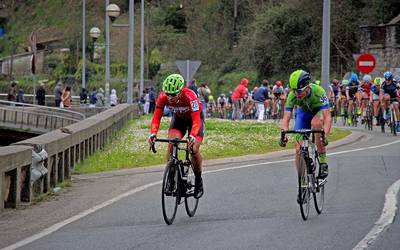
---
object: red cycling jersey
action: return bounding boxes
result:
[150,87,202,137]
[360,81,372,96]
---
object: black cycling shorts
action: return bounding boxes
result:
[169,113,205,140]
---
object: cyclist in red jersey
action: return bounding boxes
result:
[360,74,372,120]
[148,74,205,199]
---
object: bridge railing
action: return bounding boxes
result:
[0,100,85,133]
[0,104,138,210]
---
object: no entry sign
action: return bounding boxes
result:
[356,53,376,74]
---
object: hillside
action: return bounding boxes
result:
[1,0,399,94]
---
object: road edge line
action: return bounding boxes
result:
[353,178,400,250]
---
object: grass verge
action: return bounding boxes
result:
[73,116,351,174]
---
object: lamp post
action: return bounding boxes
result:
[106,1,135,104]
[82,0,86,89]
[89,27,100,62]
[105,2,120,106]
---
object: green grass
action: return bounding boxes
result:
[74,116,351,174]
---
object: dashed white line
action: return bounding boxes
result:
[2,139,400,250]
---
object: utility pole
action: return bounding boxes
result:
[140,0,145,97]
[82,0,86,88]
[105,0,111,106]
[321,0,331,91]
[127,0,134,104]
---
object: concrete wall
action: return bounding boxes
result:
[0,104,139,210]
[360,24,400,77]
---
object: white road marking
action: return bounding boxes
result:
[2,139,400,250]
[353,179,400,250]
[1,182,161,250]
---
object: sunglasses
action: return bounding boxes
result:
[166,93,178,97]
[295,85,308,94]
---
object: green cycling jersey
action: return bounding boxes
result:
[285,84,330,113]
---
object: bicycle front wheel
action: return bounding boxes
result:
[313,156,325,214]
[298,156,310,221]
[161,161,179,225]
[184,162,199,217]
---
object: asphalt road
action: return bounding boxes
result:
[4,128,400,250]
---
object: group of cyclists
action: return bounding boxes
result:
[205,80,289,121]
[147,69,399,204]
[328,71,400,132]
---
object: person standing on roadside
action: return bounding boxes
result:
[7,81,17,102]
[231,78,249,120]
[89,87,98,108]
[197,82,211,118]
[253,79,271,122]
[80,88,88,106]
[16,89,25,103]
[110,89,118,107]
[54,81,63,107]
[36,81,46,105]
[61,86,72,108]
[148,87,156,113]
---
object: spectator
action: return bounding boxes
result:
[16,89,25,103]
[79,88,88,106]
[89,87,97,108]
[144,88,150,114]
[97,88,105,107]
[217,93,228,119]
[36,81,46,106]
[148,87,156,113]
[110,89,118,107]
[7,81,17,102]
[231,78,249,120]
[61,86,72,108]
[188,79,199,96]
[133,84,140,103]
[197,82,211,118]
[54,81,63,107]
[253,79,271,122]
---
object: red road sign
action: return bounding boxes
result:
[356,53,376,74]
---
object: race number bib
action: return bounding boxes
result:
[191,100,200,111]
[320,95,329,105]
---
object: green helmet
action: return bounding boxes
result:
[374,77,382,86]
[315,80,321,85]
[341,79,348,86]
[162,74,185,94]
[289,69,310,90]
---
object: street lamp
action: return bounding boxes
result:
[105,1,135,104]
[106,3,120,22]
[89,27,100,62]
[105,2,121,106]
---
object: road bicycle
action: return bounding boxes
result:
[151,138,199,225]
[363,100,373,131]
[280,129,327,220]
[381,100,398,136]
[329,97,338,124]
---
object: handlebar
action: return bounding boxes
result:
[150,138,188,153]
[280,129,325,146]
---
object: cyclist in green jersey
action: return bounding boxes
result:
[280,70,332,180]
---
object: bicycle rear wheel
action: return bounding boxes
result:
[313,155,325,214]
[184,162,199,217]
[391,109,397,136]
[161,161,179,225]
[298,156,310,221]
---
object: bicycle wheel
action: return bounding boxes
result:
[313,155,325,214]
[298,156,310,221]
[161,161,179,225]
[390,108,397,136]
[184,162,199,217]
